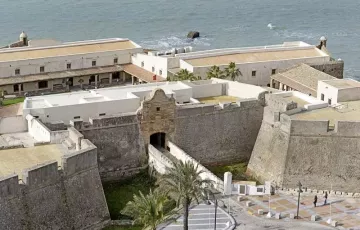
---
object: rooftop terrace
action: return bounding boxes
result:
[0,144,64,179]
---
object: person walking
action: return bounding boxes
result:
[324,191,328,205]
[313,195,318,207]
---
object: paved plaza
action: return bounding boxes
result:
[160,203,235,230]
[239,193,360,229]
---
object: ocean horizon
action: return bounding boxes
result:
[0,0,358,78]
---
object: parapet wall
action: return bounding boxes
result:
[310,60,344,79]
[0,140,109,229]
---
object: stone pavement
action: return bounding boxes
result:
[239,193,360,229]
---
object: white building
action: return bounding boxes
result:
[317,79,360,106]
[132,41,331,86]
[0,34,164,95]
[23,78,266,124]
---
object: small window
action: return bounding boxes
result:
[114,58,118,64]
[99,113,106,116]
[156,107,160,111]
[67,63,71,69]
[40,66,45,73]
[74,116,80,119]
[152,66,155,72]
[328,98,332,105]
[92,60,96,66]
[257,187,263,193]
[159,70,163,76]
[13,84,19,92]
[321,93,325,101]
[271,69,276,75]
[252,70,256,77]
[38,80,48,89]
[15,68,20,75]
[141,61,144,67]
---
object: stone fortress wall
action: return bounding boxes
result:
[0,127,109,229]
[247,94,360,192]
[70,89,265,181]
[310,60,344,79]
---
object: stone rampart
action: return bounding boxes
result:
[248,111,360,192]
[173,99,263,164]
[0,141,109,229]
[72,114,146,181]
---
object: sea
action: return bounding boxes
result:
[0,0,359,78]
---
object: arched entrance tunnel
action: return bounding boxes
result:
[150,132,166,148]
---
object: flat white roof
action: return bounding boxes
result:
[0,38,140,62]
[24,81,192,109]
[176,41,329,66]
[321,79,360,89]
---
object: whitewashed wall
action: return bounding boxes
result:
[191,56,330,86]
[168,141,224,192]
[0,46,142,78]
[26,114,51,142]
[131,53,169,78]
[317,81,339,105]
[27,97,141,124]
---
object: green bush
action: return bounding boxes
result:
[2,97,25,106]
[207,162,252,181]
[102,225,142,230]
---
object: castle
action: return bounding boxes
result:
[1,34,356,229]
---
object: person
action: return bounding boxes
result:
[313,195,318,207]
[324,191,328,205]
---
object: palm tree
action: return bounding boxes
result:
[207,65,225,79]
[121,189,176,230]
[174,69,199,81]
[225,62,242,81]
[158,161,214,230]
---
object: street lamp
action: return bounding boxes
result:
[296,181,303,219]
[206,190,226,230]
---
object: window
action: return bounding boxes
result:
[114,58,118,64]
[40,66,45,73]
[156,107,160,111]
[159,70,163,76]
[38,80,48,89]
[99,113,106,116]
[272,69,276,75]
[252,70,256,77]
[92,60,96,66]
[328,99,332,105]
[67,63,71,69]
[321,93,325,101]
[15,68,20,75]
[13,84,19,92]
[141,61,144,67]
[152,66,155,72]
[74,116,80,119]
[257,187,264,193]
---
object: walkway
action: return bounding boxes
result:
[237,193,360,229]
[160,203,235,230]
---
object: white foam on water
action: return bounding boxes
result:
[140,35,212,50]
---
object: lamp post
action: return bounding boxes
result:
[206,190,226,230]
[296,181,303,219]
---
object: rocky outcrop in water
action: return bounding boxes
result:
[187,31,200,39]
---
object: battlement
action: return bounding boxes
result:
[176,99,260,117]
[0,138,97,199]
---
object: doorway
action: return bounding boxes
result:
[150,132,166,148]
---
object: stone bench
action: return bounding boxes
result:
[275,213,281,219]
[257,209,264,215]
[311,214,319,221]
[246,201,252,207]
[289,213,295,219]
[331,220,338,227]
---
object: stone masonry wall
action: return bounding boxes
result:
[310,60,344,79]
[0,141,110,229]
[173,100,264,165]
[73,114,146,182]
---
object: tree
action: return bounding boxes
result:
[121,189,176,230]
[225,62,242,81]
[207,65,225,79]
[173,69,200,81]
[158,161,214,230]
